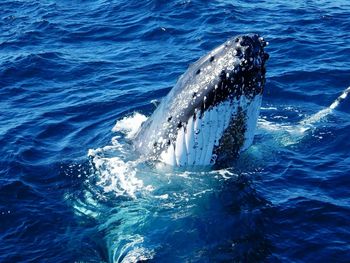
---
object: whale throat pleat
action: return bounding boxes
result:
[160,142,176,166]
[199,110,211,165]
[185,116,196,165]
[175,126,187,166]
[194,116,203,165]
[159,95,263,166]
[241,95,262,151]
[203,109,217,164]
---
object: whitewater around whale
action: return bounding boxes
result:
[84,34,350,260]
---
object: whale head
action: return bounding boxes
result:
[134,34,269,167]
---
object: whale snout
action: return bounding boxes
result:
[232,34,268,57]
[204,34,269,107]
[134,34,269,167]
[226,34,269,73]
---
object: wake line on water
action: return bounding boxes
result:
[257,86,350,146]
[301,86,350,126]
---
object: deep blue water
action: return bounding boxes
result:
[1,0,350,262]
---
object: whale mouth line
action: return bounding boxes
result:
[134,34,269,167]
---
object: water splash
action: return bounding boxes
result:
[85,113,152,199]
[112,112,147,139]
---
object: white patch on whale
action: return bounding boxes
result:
[159,94,262,166]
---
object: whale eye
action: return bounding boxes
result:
[167,116,172,122]
[235,49,243,58]
[196,69,201,75]
[209,56,215,62]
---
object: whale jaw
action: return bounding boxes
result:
[134,34,268,167]
[159,94,262,166]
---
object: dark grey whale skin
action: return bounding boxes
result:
[134,34,269,163]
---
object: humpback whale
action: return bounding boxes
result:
[134,34,269,167]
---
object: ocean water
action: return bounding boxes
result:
[1,0,350,262]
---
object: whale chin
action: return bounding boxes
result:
[159,94,263,167]
[134,34,269,167]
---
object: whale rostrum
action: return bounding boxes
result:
[134,34,269,167]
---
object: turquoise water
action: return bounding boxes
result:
[1,1,350,262]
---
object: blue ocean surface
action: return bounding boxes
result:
[1,0,350,262]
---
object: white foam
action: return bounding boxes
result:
[300,86,350,126]
[91,156,144,198]
[112,112,147,139]
[87,135,152,198]
[256,86,350,147]
[257,118,308,146]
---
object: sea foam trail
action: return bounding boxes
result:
[300,86,350,126]
[258,86,350,139]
